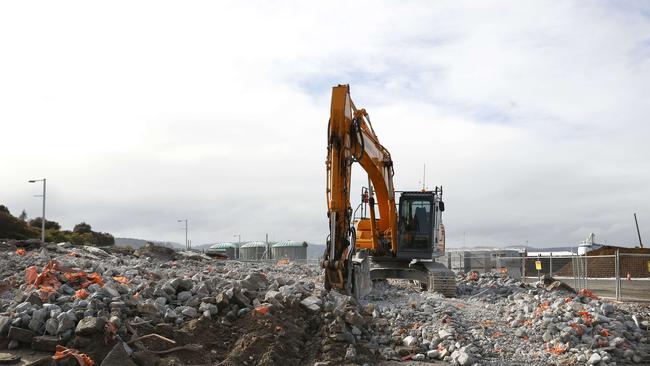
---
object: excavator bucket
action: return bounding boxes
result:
[351,250,372,299]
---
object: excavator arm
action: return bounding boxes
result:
[322,84,398,293]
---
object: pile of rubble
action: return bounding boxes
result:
[0,243,381,365]
[360,273,649,365]
[1,242,649,366]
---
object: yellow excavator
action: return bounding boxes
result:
[321,84,456,298]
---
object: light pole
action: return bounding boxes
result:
[178,219,188,250]
[233,234,241,259]
[28,178,46,245]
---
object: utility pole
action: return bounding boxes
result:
[28,178,46,245]
[178,219,188,250]
[634,213,643,248]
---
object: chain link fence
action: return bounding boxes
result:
[441,251,650,302]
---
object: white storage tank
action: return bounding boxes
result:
[206,242,238,259]
[272,240,308,260]
[239,241,269,260]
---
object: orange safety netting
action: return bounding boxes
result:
[74,289,89,300]
[546,343,567,355]
[112,276,129,284]
[64,272,104,288]
[16,249,26,256]
[254,305,270,315]
[578,311,593,326]
[25,261,68,290]
[534,301,550,317]
[569,322,584,336]
[53,345,94,366]
[600,329,610,337]
[578,288,599,300]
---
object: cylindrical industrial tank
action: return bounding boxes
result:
[206,242,238,259]
[239,241,269,260]
[272,240,308,260]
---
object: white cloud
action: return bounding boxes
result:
[1,1,649,247]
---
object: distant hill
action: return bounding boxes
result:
[115,237,183,249]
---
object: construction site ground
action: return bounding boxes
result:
[0,242,649,365]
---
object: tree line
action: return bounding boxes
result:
[0,205,114,246]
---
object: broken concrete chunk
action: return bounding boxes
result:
[300,296,321,312]
[75,316,106,336]
[31,335,61,352]
[8,326,35,343]
[101,342,138,366]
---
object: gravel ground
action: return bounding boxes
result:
[0,241,649,366]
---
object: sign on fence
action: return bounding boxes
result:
[535,260,542,270]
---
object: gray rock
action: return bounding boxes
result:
[344,345,356,361]
[7,340,19,350]
[28,317,43,333]
[26,292,43,306]
[403,335,418,347]
[101,342,138,366]
[45,318,58,335]
[412,353,425,361]
[300,296,321,312]
[181,307,198,318]
[457,350,472,366]
[427,350,440,359]
[60,284,76,295]
[241,272,269,291]
[170,278,193,293]
[264,290,280,301]
[15,302,32,313]
[75,317,106,335]
[0,316,11,336]
[438,329,453,339]
[8,326,35,343]
[103,285,120,298]
[31,335,60,352]
[601,303,615,316]
[588,353,601,365]
[177,291,193,302]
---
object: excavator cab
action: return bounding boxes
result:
[396,190,444,259]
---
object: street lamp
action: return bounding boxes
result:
[178,219,188,250]
[28,178,46,245]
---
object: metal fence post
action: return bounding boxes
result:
[615,250,620,301]
[549,253,553,277]
[585,253,588,289]
[572,253,577,290]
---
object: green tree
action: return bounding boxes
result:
[29,217,61,230]
[73,222,92,234]
[0,205,38,240]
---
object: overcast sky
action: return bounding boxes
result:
[1,1,649,248]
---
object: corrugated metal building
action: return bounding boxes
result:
[239,241,269,260]
[206,242,239,259]
[272,240,308,260]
